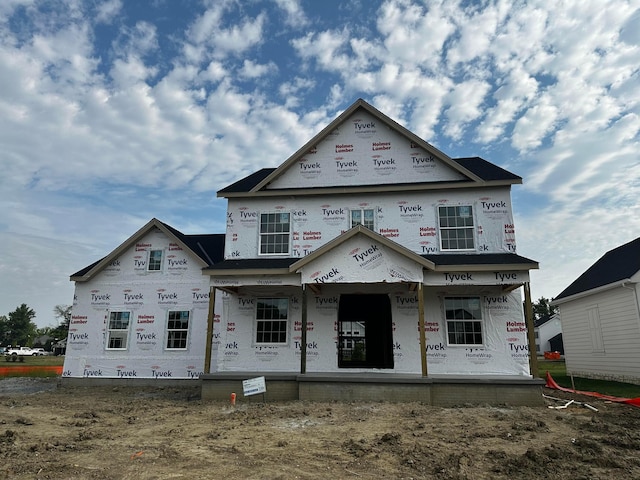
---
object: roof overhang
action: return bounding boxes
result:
[551,279,634,306]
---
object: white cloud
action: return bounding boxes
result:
[95,0,122,25]
[239,59,278,79]
[273,0,309,28]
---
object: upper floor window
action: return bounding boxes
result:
[166,310,190,350]
[439,206,475,250]
[107,311,131,350]
[444,297,483,346]
[255,298,289,344]
[351,208,375,230]
[260,213,290,255]
[148,249,163,271]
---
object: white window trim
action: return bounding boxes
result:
[165,310,190,350]
[350,207,376,230]
[258,212,291,256]
[106,310,131,351]
[147,249,164,272]
[438,205,476,252]
[254,297,290,346]
[443,296,485,347]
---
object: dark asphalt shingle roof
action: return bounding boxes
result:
[555,237,640,300]
[421,253,538,267]
[451,157,522,182]
[217,158,520,194]
[206,258,299,271]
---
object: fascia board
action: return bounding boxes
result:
[220,179,519,199]
[204,268,292,276]
[431,262,540,272]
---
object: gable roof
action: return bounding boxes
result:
[70,218,225,281]
[289,224,435,272]
[217,99,521,198]
[554,236,640,302]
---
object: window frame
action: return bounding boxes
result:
[258,212,291,256]
[165,310,190,350]
[438,205,475,251]
[106,310,131,350]
[444,296,484,347]
[147,249,164,271]
[254,297,289,345]
[350,207,375,230]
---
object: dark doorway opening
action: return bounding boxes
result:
[338,294,393,369]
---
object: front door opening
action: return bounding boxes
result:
[338,294,393,369]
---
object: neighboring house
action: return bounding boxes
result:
[64,219,224,380]
[65,99,542,404]
[552,237,640,385]
[534,313,563,355]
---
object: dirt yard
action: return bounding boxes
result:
[2,378,640,479]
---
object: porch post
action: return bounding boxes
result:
[300,284,308,374]
[418,283,428,377]
[523,282,539,378]
[204,286,217,374]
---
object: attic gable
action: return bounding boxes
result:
[70,218,223,282]
[218,99,521,198]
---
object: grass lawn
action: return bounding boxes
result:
[1,355,64,377]
[538,359,640,399]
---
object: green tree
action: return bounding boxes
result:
[0,315,9,346]
[50,304,71,343]
[6,304,38,346]
[532,297,558,321]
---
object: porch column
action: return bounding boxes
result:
[300,284,308,374]
[523,282,538,378]
[418,283,428,377]
[204,286,217,374]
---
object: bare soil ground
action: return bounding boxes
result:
[2,378,640,480]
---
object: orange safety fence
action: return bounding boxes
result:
[0,365,63,376]
[545,371,640,408]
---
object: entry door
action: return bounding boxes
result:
[338,294,393,369]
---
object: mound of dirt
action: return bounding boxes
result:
[1,379,639,479]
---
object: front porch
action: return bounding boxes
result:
[200,372,545,406]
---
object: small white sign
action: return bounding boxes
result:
[242,376,266,396]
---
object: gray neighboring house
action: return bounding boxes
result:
[552,237,640,385]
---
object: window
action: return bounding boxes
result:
[439,205,475,250]
[587,306,604,353]
[107,311,131,349]
[351,208,375,230]
[255,298,288,344]
[444,297,483,345]
[166,310,190,349]
[259,213,290,255]
[148,250,163,271]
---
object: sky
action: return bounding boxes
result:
[0,0,639,328]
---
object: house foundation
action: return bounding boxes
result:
[200,372,545,406]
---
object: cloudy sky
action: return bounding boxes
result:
[1,0,638,327]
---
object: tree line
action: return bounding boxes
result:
[0,304,70,349]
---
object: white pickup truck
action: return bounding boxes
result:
[5,346,43,356]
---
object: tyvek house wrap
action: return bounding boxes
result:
[226,187,516,260]
[266,110,468,189]
[213,287,530,376]
[63,230,217,379]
